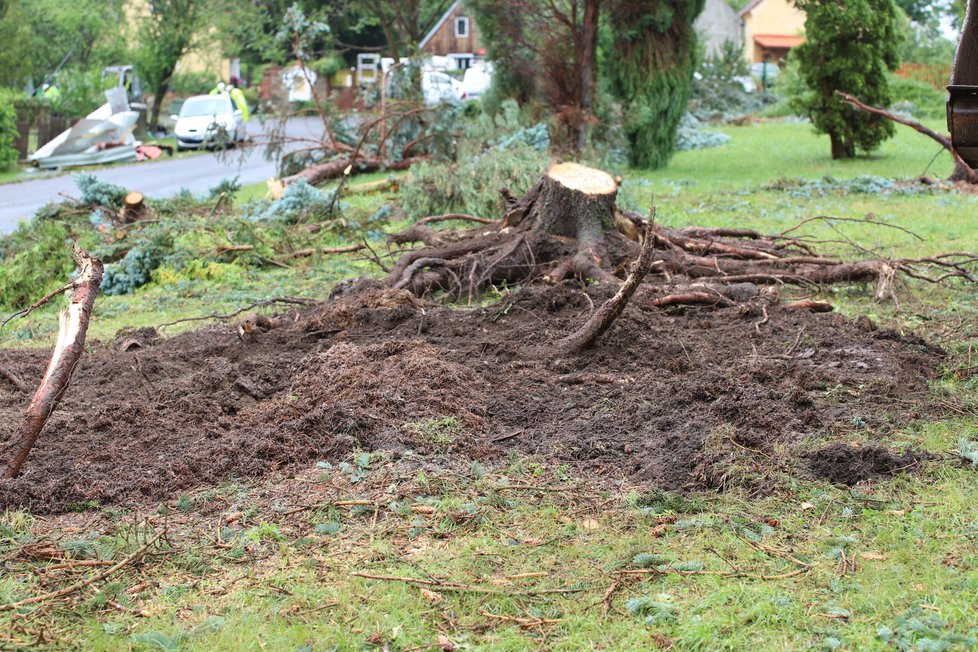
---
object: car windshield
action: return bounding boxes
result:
[180,97,229,117]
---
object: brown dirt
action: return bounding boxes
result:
[0,282,946,512]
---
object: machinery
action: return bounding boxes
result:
[950,0,978,167]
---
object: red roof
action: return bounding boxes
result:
[752,34,805,49]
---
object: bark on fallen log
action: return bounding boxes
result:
[282,156,425,187]
[2,244,103,479]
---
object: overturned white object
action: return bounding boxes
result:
[30,87,141,169]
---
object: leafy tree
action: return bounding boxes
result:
[20,0,128,88]
[606,0,705,169]
[134,0,204,131]
[0,0,32,88]
[469,0,602,151]
[357,0,454,58]
[793,0,901,159]
[0,89,18,169]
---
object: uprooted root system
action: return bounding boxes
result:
[0,283,946,512]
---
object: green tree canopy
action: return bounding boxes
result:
[606,0,705,169]
[792,0,902,159]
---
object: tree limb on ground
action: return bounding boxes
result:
[282,156,426,187]
[2,244,103,479]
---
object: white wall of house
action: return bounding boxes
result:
[695,0,743,58]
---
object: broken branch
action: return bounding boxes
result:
[3,244,103,479]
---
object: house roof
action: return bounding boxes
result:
[419,0,461,49]
[737,0,764,18]
[752,34,804,48]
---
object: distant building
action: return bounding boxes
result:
[419,1,484,70]
[738,0,806,63]
[695,0,743,58]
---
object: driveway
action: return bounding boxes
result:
[0,117,326,235]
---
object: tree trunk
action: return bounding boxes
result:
[509,162,620,283]
[149,82,170,133]
[576,0,600,152]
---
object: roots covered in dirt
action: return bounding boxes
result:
[384,162,978,304]
[0,283,945,512]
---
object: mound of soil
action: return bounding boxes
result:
[806,443,927,486]
[0,283,944,512]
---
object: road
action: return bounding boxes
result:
[0,118,325,235]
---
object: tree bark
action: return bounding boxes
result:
[2,245,103,479]
[576,0,600,152]
[282,156,424,187]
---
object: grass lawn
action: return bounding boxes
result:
[3,120,978,650]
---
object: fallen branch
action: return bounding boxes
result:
[156,297,319,330]
[0,531,163,611]
[351,572,594,596]
[3,244,103,479]
[554,214,657,354]
[835,90,978,184]
[282,156,424,187]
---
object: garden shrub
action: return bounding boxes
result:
[0,89,18,171]
[400,144,549,220]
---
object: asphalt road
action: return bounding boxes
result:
[0,117,325,234]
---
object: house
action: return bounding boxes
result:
[695,0,743,58]
[738,0,806,63]
[419,1,484,70]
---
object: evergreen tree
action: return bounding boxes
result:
[606,0,705,169]
[793,0,901,159]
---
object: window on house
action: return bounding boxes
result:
[455,17,469,38]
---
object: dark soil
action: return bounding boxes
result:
[0,282,945,512]
[805,444,928,486]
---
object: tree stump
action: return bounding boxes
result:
[121,191,147,223]
[506,162,621,282]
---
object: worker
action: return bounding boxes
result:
[228,84,250,121]
[209,81,227,95]
[41,83,61,103]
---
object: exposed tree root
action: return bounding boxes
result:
[382,163,978,312]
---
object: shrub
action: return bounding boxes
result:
[168,71,219,96]
[793,0,901,159]
[400,145,549,220]
[888,75,945,119]
[0,89,18,171]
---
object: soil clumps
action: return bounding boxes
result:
[0,283,944,512]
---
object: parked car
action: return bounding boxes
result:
[171,94,244,151]
[460,64,493,100]
[422,71,464,106]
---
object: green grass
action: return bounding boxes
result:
[4,120,978,649]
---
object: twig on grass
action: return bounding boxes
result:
[0,531,164,612]
[351,572,595,596]
[156,297,320,330]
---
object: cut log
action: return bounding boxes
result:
[121,191,147,223]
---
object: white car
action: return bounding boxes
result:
[172,94,244,151]
[422,71,464,106]
[460,65,493,100]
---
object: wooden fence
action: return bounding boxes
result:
[895,63,952,91]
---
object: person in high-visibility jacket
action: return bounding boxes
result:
[209,81,227,95]
[228,85,250,122]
